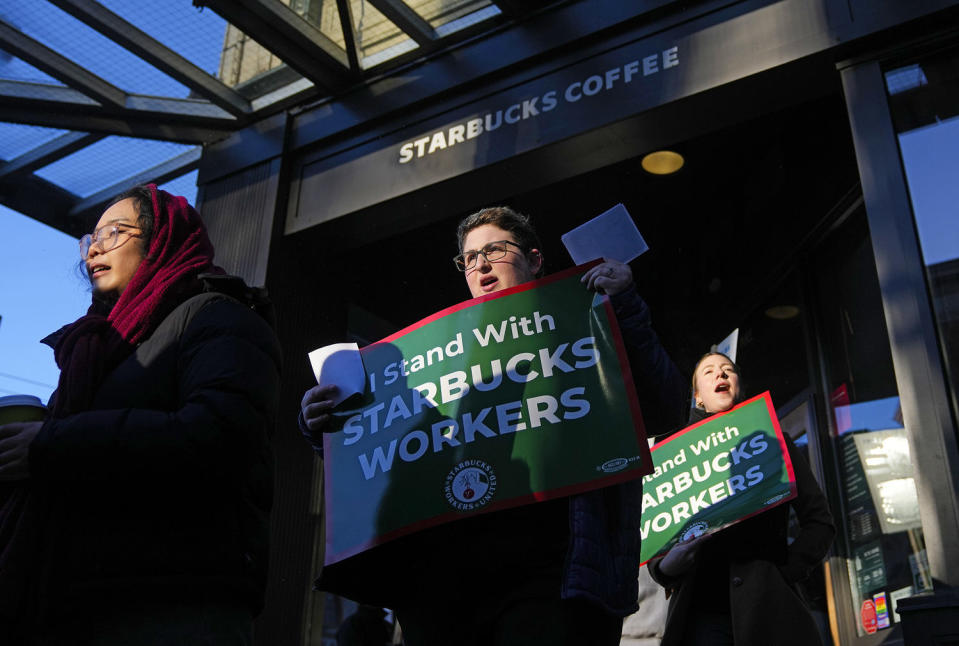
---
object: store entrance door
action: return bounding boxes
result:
[806,203,931,645]
[708,192,933,646]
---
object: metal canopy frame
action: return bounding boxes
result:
[0,0,562,232]
[0,18,126,107]
[489,0,543,18]
[48,0,252,116]
[0,132,104,180]
[196,0,354,84]
[366,0,438,46]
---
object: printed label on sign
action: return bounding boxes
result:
[861,599,878,635]
[873,592,890,630]
[445,460,497,511]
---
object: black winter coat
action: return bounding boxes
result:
[28,286,281,623]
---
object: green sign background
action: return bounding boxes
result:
[322,265,650,564]
[639,392,797,564]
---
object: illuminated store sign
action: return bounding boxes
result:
[397,47,679,165]
[289,0,850,232]
[289,39,683,232]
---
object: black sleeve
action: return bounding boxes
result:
[779,436,836,583]
[610,287,689,436]
[29,300,281,485]
[299,410,325,458]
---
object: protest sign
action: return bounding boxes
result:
[639,392,797,564]
[321,263,650,564]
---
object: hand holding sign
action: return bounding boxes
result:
[581,258,633,296]
[301,343,366,450]
[657,532,712,578]
[301,384,340,431]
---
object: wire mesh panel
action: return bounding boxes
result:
[1,2,189,97]
[34,136,196,197]
[0,123,68,161]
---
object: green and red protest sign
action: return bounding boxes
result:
[639,392,797,564]
[322,263,650,564]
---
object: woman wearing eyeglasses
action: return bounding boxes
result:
[0,184,281,644]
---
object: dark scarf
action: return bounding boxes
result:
[0,184,221,636]
[688,405,710,425]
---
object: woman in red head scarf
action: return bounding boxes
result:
[0,184,282,645]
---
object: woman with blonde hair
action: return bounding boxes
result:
[649,352,835,646]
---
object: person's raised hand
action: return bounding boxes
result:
[581,259,633,296]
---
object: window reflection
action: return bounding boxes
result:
[813,209,929,637]
[886,46,959,427]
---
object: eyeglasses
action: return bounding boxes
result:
[79,223,142,258]
[453,240,526,271]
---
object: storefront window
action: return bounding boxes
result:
[885,45,959,423]
[812,209,930,639]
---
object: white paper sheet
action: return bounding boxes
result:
[715,328,739,363]
[307,342,366,407]
[561,203,649,265]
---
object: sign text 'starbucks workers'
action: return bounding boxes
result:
[639,392,797,564]
[322,263,651,564]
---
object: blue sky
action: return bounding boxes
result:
[0,207,90,401]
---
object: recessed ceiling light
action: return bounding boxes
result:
[765,305,800,320]
[641,150,684,175]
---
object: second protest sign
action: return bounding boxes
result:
[639,392,797,564]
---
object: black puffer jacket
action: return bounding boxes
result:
[28,278,281,622]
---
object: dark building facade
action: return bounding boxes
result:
[193,1,959,644]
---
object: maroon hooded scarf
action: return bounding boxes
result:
[50,184,220,417]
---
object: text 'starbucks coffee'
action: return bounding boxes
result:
[0,394,46,425]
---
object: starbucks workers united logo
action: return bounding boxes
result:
[445,460,497,511]
[680,521,709,542]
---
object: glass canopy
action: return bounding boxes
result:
[0,0,520,234]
